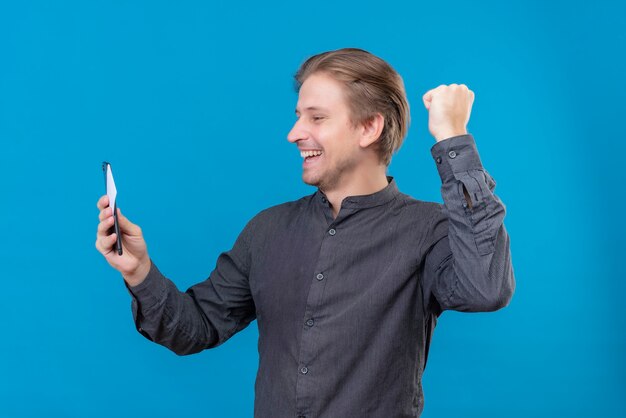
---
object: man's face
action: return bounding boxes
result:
[287,72,364,191]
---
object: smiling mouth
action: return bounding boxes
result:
[300,150,323,163]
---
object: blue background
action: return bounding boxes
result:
[1,0,624,417]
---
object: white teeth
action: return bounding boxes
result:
[300,150,323,158]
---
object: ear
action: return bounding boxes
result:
[358,113,385,148]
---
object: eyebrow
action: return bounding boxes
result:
[295,106,330,114]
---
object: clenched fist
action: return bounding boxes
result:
[422,84,474,142]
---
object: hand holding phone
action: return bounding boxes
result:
[96,163,151,287]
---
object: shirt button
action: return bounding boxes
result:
[328,228,336,236]
[321,197,327,203]
[316,273,324,281]
[448,150,457,159]
[462,201,468,208]
[436,156,442,164]
[306,318,314,327]
[138,327,143,332]
[300,366,308,374]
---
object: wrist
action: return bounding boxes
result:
[124,258,151,287]
[433,129,467,142]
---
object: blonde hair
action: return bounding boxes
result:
[294,48,410,166]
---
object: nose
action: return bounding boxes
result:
[287,118,308,143]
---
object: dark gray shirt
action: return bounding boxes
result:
[126,134,515,417]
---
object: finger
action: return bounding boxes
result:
[96,233,117,254]
[99,206,113,222]
[97,216,115,236]
[422,85,446,109]
[422,86,441,100]
[97,195,109,210]
[116,208,142,236]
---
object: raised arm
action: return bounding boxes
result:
[420,85,515,313]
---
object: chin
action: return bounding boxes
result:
[302,173,321,187]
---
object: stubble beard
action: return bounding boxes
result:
[302,153,359,193]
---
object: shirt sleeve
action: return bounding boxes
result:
[422,134,515,314]
[124,219,257,355]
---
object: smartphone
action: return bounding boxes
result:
[102,161,123,255]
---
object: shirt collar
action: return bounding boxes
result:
[316,176,399,210]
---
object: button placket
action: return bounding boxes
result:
[295,220,337,412]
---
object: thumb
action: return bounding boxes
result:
[422,91,433,110]
[116,208,141,236]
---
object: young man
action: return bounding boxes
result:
[96,48,515,417]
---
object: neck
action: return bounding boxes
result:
[322,164,389,218]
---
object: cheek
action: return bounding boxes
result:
[316,122,356,156]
